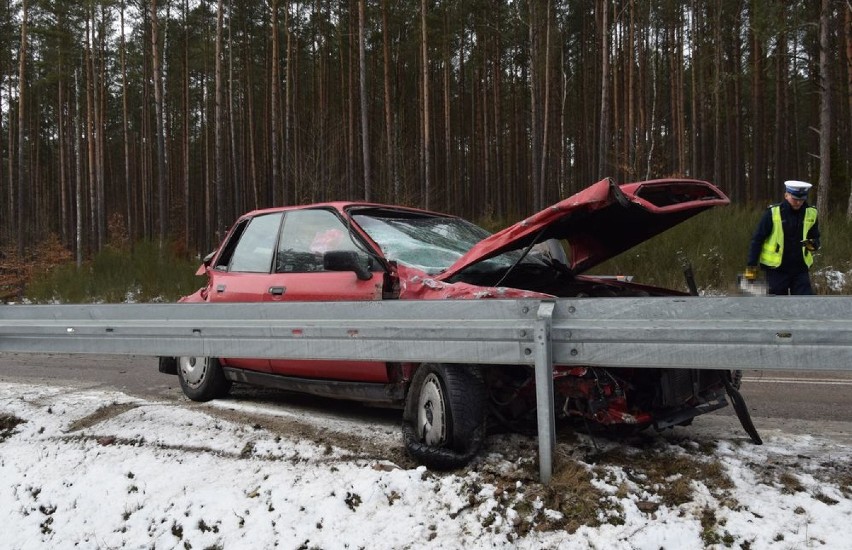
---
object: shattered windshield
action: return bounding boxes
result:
[352,211,484,273]
[352,209,546,275]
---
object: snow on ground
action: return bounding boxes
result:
[813,267,850,293]
[1,382,850,550]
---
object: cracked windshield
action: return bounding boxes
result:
[352,211,541,275]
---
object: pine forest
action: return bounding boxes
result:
[1,0,850,262]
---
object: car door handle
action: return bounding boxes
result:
[269,286,286,296]
[216,284,226,293]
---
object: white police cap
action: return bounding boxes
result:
[784,180,812,198]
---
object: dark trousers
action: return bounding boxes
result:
[765,269,813,295]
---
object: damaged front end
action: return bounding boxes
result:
[486,365,756,441]
[554,368,727,430]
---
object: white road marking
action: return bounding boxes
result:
[742,377,852,386]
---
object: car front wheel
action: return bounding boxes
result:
[177,356,231,401]
[402,363,487,470]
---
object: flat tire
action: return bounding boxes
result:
[402,363,487,470]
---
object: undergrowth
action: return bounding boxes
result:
[12,204,852,304]
[23,241,202,303]
[589,205,852,295]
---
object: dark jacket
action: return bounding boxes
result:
[747,200,820,273]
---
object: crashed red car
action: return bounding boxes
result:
[161,178,755,469]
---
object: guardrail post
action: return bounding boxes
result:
[534,301,556,483]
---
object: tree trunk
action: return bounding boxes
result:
[151,0,168,248]
[627,0,636,177]
[58,50,68,245]
[96,7,107,246]
[16,0,27,256]
[214,0,226,238]
[85,16,97,252]
[227,0,239,214]
[270,0,281,206]
[75,68,83,267]
[6,75,14,246]
[674,9,686,176]
[773,10,788,191]
[246,55,258,211]
[492,26,504,215]
[121,2,133,242]
[815,0,831,211]
[690,0,699,178]
[539,0,551,206]
[421,0,431,209]
[750,0,764,203]
[347,2,355,199]
[359,0,371,200]
[846,3,852,219]
[644,30,658,181]
[730,9,743,199]
[712,1,722,186]
[458,29,467,210]
[598,0,610,179]
[284,1,292,205]
[382,0,397,202]
[182,0,191,249]
[528,2,540,210]
[560,42,566,198]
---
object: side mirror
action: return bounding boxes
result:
[323,250,373,281]
[202,250,216,266]
[196,250,217,276]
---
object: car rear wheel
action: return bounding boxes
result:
[402,363,486,470]
[177,356,231,401]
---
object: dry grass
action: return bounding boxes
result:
[0,413,26,443]
[470,432,747,539]
[462,437,612,537]
[527,457,610,533]
[587,443,735,508]
[778,472,805,494]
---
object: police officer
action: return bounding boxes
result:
[745,180,820,295]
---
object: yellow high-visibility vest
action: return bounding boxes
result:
[759,205,818,267]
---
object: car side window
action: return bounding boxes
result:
[227,213,284,273]
[276,209,359,273]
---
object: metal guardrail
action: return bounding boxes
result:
[0,301,542,363]
[550,297,852,371]
[2,296,852,482]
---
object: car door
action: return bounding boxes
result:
[206,212,285,372]
[265,208,389,382]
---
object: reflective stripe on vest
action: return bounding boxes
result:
[759,205,817,268]
[803,207,817,267]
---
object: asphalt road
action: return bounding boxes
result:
[1,353,850,444]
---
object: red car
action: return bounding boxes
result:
[161,178,755,469]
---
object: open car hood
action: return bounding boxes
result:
[439,178,730,280]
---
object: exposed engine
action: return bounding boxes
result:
[484,364,729,435]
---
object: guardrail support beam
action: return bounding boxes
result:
[534,301,556,484]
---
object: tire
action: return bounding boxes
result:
[177,356,232,402]
[402,363,487,470]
